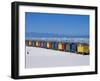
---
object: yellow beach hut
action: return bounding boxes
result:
[77,43,89,55]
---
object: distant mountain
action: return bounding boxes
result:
[25,32,89,38]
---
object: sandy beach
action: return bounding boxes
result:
[25,46,89,68]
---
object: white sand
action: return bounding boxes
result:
[25,46,89,68]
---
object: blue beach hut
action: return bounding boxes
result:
[70,42,77,53]
[52,41,58,50]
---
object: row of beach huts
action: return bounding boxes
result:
[25,40,89,55]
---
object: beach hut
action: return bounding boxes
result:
[46,41,52,49]
[77,43,89,55]
[65,42,70,52]
[70,43,77,53]
[58,42,65,51]
[40,41,44,48]
[25,40,29,46]
[32,40,35,47]
[35,41,41,47]
[43,41,47,48]
[52,41,58,50]
[28,40,33,46]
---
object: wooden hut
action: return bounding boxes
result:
[25,40,29,46]
[46,41,52,49]
[58,42,65,51]
[40,41,44,48]
[28,40,33,46]
[70,43,77,53]
[35,41,41,47]
[52,41,58,50]
[43,41,47,48]
[65,42,70,52]
[77,43,89,55]
[32,40,35,47]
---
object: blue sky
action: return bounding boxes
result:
[25,12,89,37]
